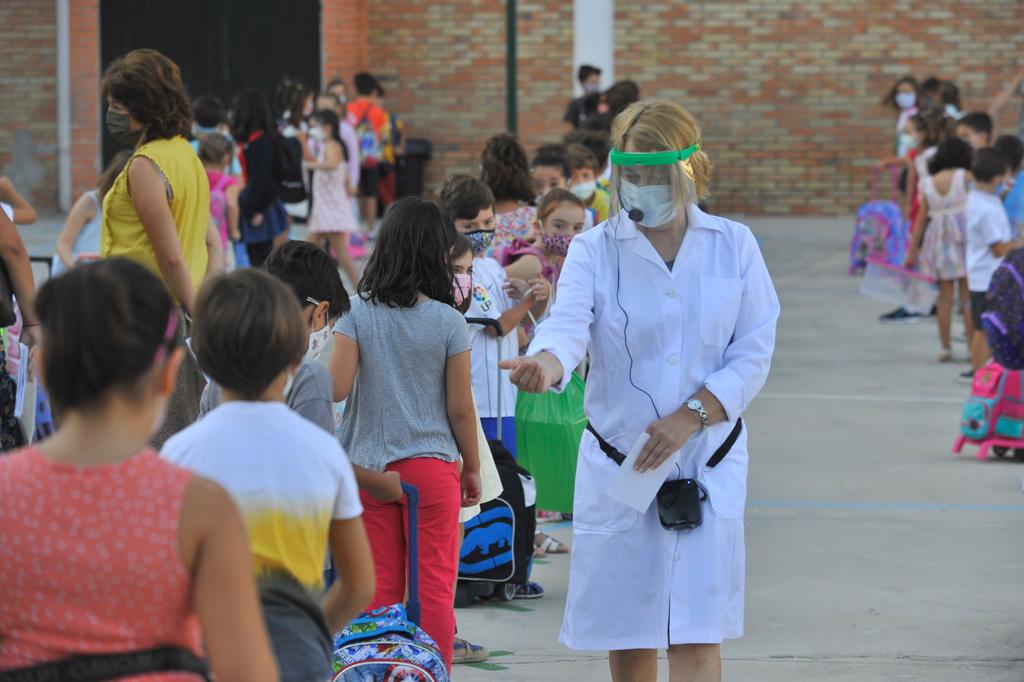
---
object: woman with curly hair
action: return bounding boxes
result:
[100,48,220,447]
[480,133,537,260]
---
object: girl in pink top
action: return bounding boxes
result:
[0,259,277,681]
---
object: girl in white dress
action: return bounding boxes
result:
[307,109,360,288]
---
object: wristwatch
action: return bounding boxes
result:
[686,398,709,429]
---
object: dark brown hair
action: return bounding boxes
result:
[480,134,535,204]
[97,150,132,201]
[910,107,949,149]
[566,143,599,172]
[100,49,192,141]
[972,147,1010,183]
[192,270,307,399]
[358,197,456,308]
[35,259,178,412]
[438,174,495,222]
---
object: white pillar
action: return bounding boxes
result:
[572,0,615,96]
[56,0,71,212]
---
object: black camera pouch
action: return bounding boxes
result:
[656,479,706,531]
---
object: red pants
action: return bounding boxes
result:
[360,457,460,670]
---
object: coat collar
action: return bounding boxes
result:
[610,203,723,241]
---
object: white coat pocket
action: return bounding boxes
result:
[573,436,642,533]
[699,277,743,347]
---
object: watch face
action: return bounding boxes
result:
[688,399,701,410]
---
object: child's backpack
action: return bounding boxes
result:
[455,441,537,603]
[208,174,234,247]
[353,113,382,167]
[960,362,1024,442]
[982,249,1024,370]
[270,134,308,204]
[849,167,907,274]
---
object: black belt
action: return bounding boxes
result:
[0,646,211,682]
[586,418,743,469]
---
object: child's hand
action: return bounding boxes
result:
[460,470,482,508]
[251,212,264,227]
[527,278,551,304]
[504,278,529,300]
[230,228,242,242]
[377,471,403,503]
[904,249,918,269]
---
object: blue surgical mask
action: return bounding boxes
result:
[895,92,917,111]
[570,180,597,201]
[619,179,677,229]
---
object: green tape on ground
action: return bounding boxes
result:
[465,662,509,671]
[486,602,533,613]
[533,559,551,565]
[489,650,514,657]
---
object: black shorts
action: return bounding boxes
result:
[359,164,380,197]
[970,290,988,332]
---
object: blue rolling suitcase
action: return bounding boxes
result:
[331,483,450,681]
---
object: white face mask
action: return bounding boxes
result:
[895,92,917,110]
[619,179,677,229]
[283,370,296,399]
[310,128,326,141]
[570,180,597,200]
[306,322,332,362]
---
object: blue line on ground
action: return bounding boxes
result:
[748,499,1024,512]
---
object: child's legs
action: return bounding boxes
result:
[325,232,360,289]
[937,280,953,350]
[359,489,408,610]
[969,290,990,372]
[958,278,974,338]
[389,457,461,670]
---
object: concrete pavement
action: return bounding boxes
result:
[17,212,1024,680]
[451,214,1024,681]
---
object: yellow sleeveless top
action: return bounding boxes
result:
[101,137,210,297]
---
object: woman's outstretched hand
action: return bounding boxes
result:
[500,352,563,393]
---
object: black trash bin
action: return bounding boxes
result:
[397,138,432,198]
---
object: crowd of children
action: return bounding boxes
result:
[875,73,1024,383]
[0,48,615,678]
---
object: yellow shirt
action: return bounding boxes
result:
[102,137,210,296]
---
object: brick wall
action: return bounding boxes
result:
[0,0,58,213]
[355,0,572,193]
[70,0,99,205]
[615,0,1024,214]
[323,0,369,80]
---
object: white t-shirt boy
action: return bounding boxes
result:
[966,188,1014,293]
[466,256,518,419]
[163,401,362,590]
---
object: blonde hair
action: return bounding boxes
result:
[610,99,712,212]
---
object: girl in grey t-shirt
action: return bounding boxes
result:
[327,197,481,669]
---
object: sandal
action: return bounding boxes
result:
[514,581,545,600]
[938,349,953,363]
[452,637,490,664]
[535,532,570,554]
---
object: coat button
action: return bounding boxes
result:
[668,355,679,366]
[667,288,678,298]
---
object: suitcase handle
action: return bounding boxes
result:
[401,482,422,626]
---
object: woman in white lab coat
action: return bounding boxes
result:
[502,100,779,682]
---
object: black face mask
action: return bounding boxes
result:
[106,109,143,146]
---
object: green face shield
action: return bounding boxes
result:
[610,143,700,186]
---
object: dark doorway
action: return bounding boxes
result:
[100,0,321,164]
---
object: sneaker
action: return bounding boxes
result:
[879,307,922,325]
[956,370,975,384]
[452,637,490,664]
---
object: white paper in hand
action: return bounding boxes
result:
[606,432,679,513]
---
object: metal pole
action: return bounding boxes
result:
[506,0,517,134]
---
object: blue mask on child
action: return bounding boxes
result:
[466,230,495,254]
